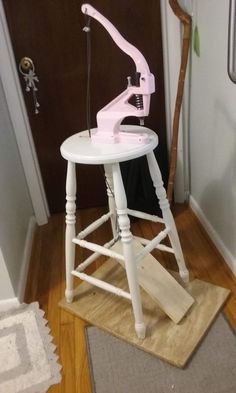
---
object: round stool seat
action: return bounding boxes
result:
[60,125,158,165]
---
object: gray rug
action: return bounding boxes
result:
[0,302,61,393]
[86,314,236,393]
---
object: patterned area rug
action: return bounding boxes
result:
[86,313,236,393]
[0,302,61,393]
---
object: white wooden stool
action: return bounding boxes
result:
[60,125,190,339]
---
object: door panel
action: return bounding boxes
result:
[3,0,167,214]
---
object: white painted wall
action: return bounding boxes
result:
[0,77,34,300]
[189,0,236,274]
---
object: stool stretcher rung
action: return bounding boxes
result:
[77,212,112,240]
[135,228,170,264]
[134,236,174,254]
[71,270,131,300]
[76,237,119,272]
[73,238,125,261]
[127,208,164,224]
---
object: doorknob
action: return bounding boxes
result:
[19,56,34,72]
[19,56,40,114]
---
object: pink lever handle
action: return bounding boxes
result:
[81,3,155,144]
[81,3,150,75]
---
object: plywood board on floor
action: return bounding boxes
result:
[59,259,230,368]
[111,240,194,323]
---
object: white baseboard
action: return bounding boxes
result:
[17,216,37,303]
[189,195,236,276]
[0,297,20,312]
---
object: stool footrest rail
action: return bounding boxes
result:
[71,270,131,300]
[76,211,112,240]
[76,236,119,272]
[73,238,125,261]
[135,228,170,264]
[127,208,164,223]
[134,235,174,254]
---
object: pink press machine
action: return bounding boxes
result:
[81,4,155,144]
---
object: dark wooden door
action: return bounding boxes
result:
[3,0,167,214]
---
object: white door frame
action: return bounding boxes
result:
[0,1,187,225]
[0,0,49,226]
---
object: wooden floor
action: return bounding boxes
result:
[25,204,236,393]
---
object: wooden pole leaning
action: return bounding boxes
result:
[167,0,192,203]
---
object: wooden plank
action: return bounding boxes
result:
[111,240,194,323]
[59,259,230,368]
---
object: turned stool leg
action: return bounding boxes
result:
[112,163,146,339]
[65,161,77,302]
[104,164,118,238]
[147,152,189,283]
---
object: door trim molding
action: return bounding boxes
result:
[0,0,49,225]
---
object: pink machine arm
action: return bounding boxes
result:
[81,4,155,144]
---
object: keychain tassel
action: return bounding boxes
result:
[20,62,40,115]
